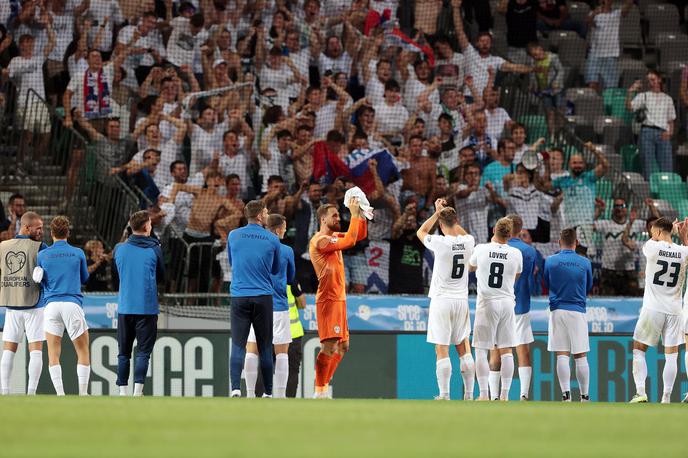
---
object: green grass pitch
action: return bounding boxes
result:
[0,397,686,457]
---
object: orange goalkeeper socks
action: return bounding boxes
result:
[315,352,332,389]
[326,352,343,385]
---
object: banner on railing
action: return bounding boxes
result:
[0,294,644,334]
[300,295,643,334]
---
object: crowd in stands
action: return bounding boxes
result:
[2,0,688,297]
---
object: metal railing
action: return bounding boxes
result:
[11,90,140,249]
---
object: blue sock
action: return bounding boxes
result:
[117,355,130,386]
[258,350,274,395]
[230,342,247,391]
[134,353,151,384]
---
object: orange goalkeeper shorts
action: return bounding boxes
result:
[316,300,349,342]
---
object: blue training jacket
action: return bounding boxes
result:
[228,223,281,297]
[37,240,89,306]
[272,244,296,312]
[114,235,165,315]
[508,237,537,315]
[543,249,592,313]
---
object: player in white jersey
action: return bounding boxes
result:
[417,199,476,400]
[469,217,523,401]
[630,217,688,403]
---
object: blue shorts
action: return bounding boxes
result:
[585,56,619,89]
[541,92,563,110]
[344,252,369,286]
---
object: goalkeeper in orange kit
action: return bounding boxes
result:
[309,197,367,398]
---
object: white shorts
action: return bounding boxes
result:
[18,104,51,134]
[633,308,682,348]
[514,313,534,346]
[426,297,471,346]
[44,301,89,341]
[472,297,516,350]
[548,309,590,354]
[247,311,292,345]
[3,308,45,343]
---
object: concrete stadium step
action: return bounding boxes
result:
[0,184,65,201]
[31,165,64,175]
[29,175,67,186]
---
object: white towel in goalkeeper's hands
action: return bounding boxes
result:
[344,186,374,220]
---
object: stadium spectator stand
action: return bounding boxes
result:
[3,0,688,310]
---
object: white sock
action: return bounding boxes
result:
[274,353,289,398]
[663,353,678,398]
[0,350,15,395]
[460,353,475,400]
[632,349,647,396]
[475,349,490,399]
[27,350,43,395]
[575,357,590,397]
[77,364,90,396]
[49,365,65,396]
[119,386,128,396]
[488,371,501,400]
[244,353,259,398]
[500,354,514,401]
[435,357,451,398]
[556,355,571,393]
[134,383,144,396]
[518,366,532,398]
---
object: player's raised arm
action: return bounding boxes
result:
[416,198,447,243]
[316,198,362,253]
[356,217,367,242]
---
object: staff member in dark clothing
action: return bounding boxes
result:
[228,200,281,398]
[113,211,165,397]
[389,206,425,295]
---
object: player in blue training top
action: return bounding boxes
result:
[36,216,90,396]
[228,200,281,398]
[544,227,593,402]
[244,214,296,398]
[506,215,537,401]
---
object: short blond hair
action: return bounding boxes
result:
[494,217,513,240]
[50,215,70,239]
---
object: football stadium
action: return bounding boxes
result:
[1,0,688,455]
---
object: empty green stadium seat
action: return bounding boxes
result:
[603,88,633,124]
[620,144,641,173]
[676,199,688,219]
[650,172,682,197]
[658,182,688,205]
[518,115,548,143]
[597,178,613,199]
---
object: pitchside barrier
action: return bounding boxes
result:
[3,294,687,401]
[3,330,685,402]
